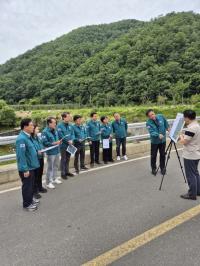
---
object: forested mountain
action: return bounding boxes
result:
[0,12,200,106]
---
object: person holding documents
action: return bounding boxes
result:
[87,112,101,166]
[73,115,88,174]
[146,109,170,176]
[16,118,40,211]
[57,112,75,179]
[100,116,114,164]
[42,117,62,189]
[112,113,128,161]
[179,110,200,200]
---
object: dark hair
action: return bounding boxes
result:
[146,109,154,117]
[183,110,196,120]
[90,112,97,118]
[47,117,56,125]
[73,115,82,122]
[100,116,107,123]
[20,118,32,130]
[61,112,70,120]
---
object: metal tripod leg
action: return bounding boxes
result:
[173,143,187,183]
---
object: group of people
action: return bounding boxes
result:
[146,109,200,201]
[16,108,200,212]
[16,112,128,211]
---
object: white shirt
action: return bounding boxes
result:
[182,121,200,160]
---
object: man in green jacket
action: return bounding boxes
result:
[101,116,114,164]
[87,112,101,166]
[42,117,62,189]
[146,109,170,175]
[73,115,88,174]
[112,113,128,161]
[57,112,75,179]
[16,118,40,211]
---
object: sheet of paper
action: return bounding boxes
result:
[103,139,110,149]
[169,113,185,143]
[66,144,77,156]
[40,144,59,153]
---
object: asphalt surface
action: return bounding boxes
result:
[0,152,200,266]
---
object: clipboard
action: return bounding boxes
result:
[66,144,77,156]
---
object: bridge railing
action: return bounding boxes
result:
[0,117,199,163]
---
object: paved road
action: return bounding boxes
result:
[0,153,200,266]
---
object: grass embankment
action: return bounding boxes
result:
[16,105,200,124]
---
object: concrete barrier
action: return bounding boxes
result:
[0,140,176,185]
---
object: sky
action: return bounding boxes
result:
[0,0,200,64]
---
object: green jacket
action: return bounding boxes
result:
[16,131,40,172]
[73,124,88,145]
[101,123,113,142]
[41,127,60,155]
[57,122,75,150]
[32,135,44,159]
[112,118,128,139]
[86,120,101,141]
[146,114,169,144]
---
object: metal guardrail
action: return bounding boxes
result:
[0,117,199,163]
[0,134,150,163]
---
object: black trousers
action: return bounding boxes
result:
[60,149,71,177]
[103,142,113,163]
[116,138,126,157]
[34,158,44,193]
[151,142,166,171]
[90,141,100,164]
[184,159,200,197]
[74,142,85,171]
[19,170,35,207]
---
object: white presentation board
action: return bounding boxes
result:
[169,113,185,143]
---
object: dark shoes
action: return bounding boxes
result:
[34,193,42,199]
[67,172,74,177]
[161,169,166,175]
[180,194,197,200]
[104,161,108,164]
[81,166,89,171]
[95,161,102,165]
[39,187,47,193]
[109,159,114,163]
[151,169,157,176]
[61,175,68,180]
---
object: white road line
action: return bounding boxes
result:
[0,148,182,195]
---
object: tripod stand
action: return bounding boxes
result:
[158,139,187,190]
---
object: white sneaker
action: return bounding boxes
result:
[117,156,121,161]
[46,182,55,189]
[123,155,128,161]
[54,178,62,184]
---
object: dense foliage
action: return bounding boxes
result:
[0,100,16,126]
[0,12,200,105]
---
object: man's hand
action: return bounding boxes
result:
[179,134,185,144]
[24,171,30,178]
[38,150,42,155]
[53,140,62,145]
[159,134,164,140]
[68,140,72,145]
[89,141,92,145]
